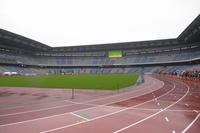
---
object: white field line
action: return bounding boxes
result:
[0,96,80,111]
[0,99,74,111]
[0,76,160,116]
[70,112,89,121]
[39,83,175,133]
[0,77,152,111]
[172,130,176,133]
[0,81,165,127]
[165,117,169,122]
[0,77,166,128]
[113,83,189,133]
[0,103,76,117]
[0,101,103,117]
[128,108,200,113]
[72,80,165,114]
[0,81,162,127]
[181,113,200,133]
[83,77,159,103]
[0,106,24,110]
[185,104,189,107]
[129,84,175,108]
[0,78,161,117]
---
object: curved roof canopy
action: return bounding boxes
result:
[0,15,200,52]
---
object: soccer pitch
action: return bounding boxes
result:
[0,74,139,90]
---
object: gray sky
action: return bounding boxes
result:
[0,0,200,47]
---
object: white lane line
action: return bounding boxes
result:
[130,108,200,113]
[70,112,89,121]
[129,84,175,108]
[84,77,159,104]
[0,76,160,116]
[113,83,189,133]
[0,103,75,117]
[0,78,166,127]
[0,99,73,111]
[172,130,176,133]
[40,82,175,133]
[0,98,138,127]
[185,104,189,107]
[72,81,165,113]
[182,113,200,133]
[165,117,169,122]
[83,77,156,103]
[0,76,154,111]
[0,106,24,110]
[0,96,125,117]
[0,112,71,127]
[40,108,130,133]
[65,101,98,107]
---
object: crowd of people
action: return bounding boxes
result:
[157,70,200,80]
[180,71,200,80]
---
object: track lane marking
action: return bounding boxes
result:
[83,77,159,103]
[128,108,200,112]
[113,83,189,133]
[40,82,175,133]
[0,103,76,117]
[0,106,24,110]
[0,76,160,116]
[0,77,166,127]
[165,117,169,122]
[172,130,176,133]
[0,78,162,117]
[181,113,200,133]
[0,87,159,127]
[0,76,153,111]
[70,112,89,121]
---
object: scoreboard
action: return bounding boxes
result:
[108,50,122,58]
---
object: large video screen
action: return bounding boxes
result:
[108,50,122,58]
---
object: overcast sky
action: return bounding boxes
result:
[0,0,200,47]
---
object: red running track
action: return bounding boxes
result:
[0,75,199,133]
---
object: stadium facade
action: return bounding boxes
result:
[0,15,200,75]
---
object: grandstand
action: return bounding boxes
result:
[0,15,200,76]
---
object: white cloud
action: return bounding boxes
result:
[0,0,200,47]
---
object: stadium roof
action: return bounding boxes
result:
[178,14,200,43]
[0,29,50,52]
[0,15,200,52]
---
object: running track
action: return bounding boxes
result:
[0,75,199,133]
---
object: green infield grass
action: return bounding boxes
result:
[0,74,139,90]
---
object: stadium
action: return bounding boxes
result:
[0,11,200,133]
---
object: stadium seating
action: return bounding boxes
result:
[0,15,200,75]
[0,46,199,67]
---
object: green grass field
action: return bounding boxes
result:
[0,74,139,90]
